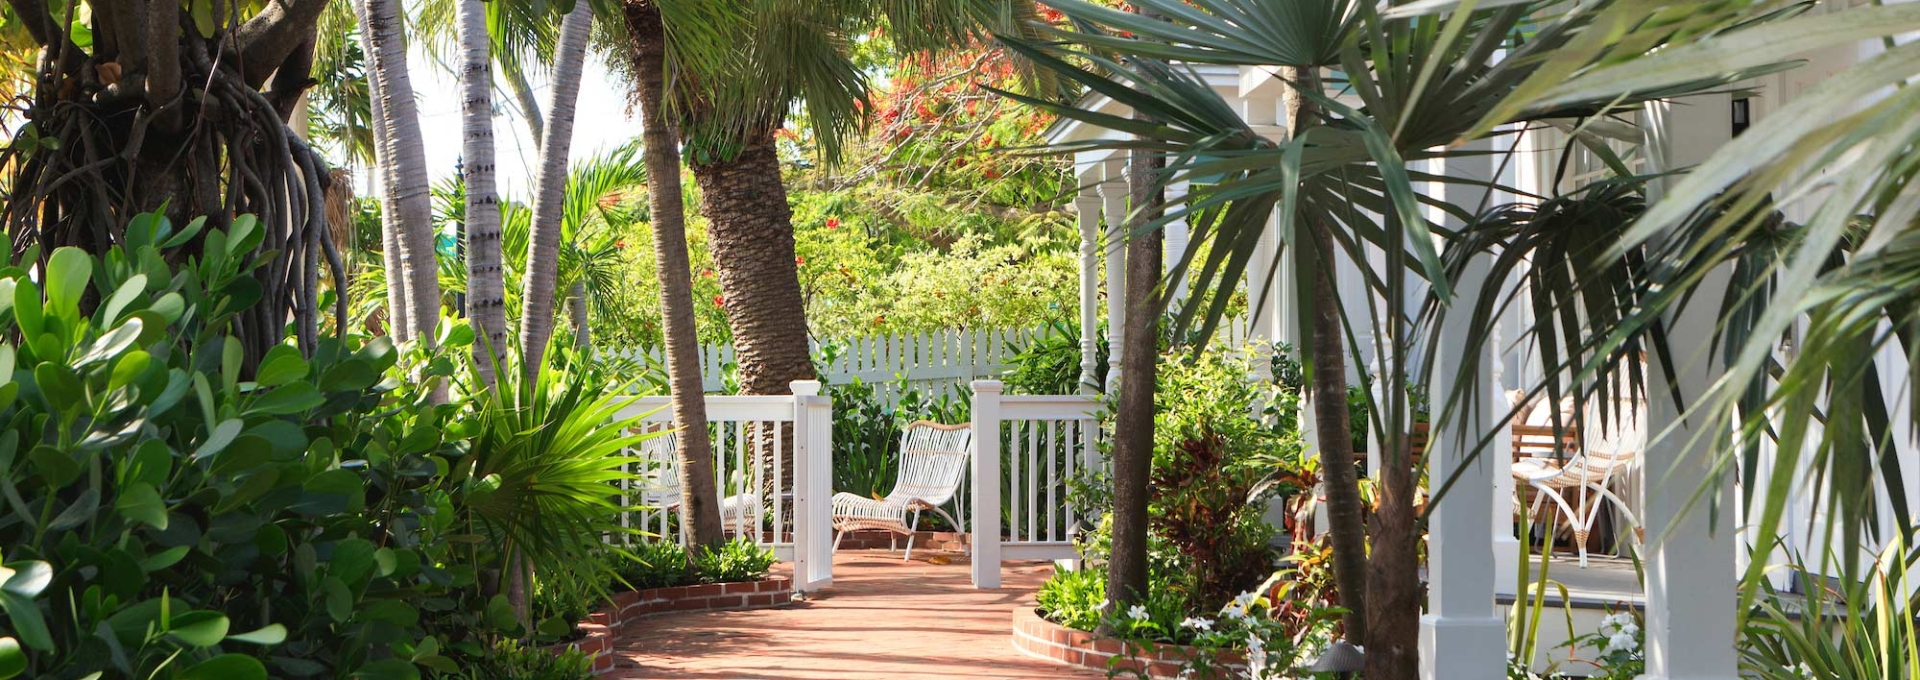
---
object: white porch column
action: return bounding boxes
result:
[1419,255,1506,680]
[1164,181,1192,315]
[1100,159,1128,391]
[1075,196,1103,394]
[1639,93,1738,680]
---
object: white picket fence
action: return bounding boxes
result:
[606,317,1258,404]
[968,380,1105,588]
[613,381,834,593]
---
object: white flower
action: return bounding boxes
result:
[1232,591,1259,610]
[1128,604,1150,621]
[1618,622,1638,638]
[1794,662,1815,679]
[1221,606,1250,621]
[1096,598,1110,611]
[1181,616,1215,632]
[1601,612,1630,630]
[1604,631,1638,654]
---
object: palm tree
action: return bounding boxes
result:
[458,0,508,383]
[622,0,726,552]
[652,1,1042,398]
[997,1,1777,675]
[519,0,595,378]
[359,0,444,345]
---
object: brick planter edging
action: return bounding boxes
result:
[545,577,793,674]
[1012,607,1247,679]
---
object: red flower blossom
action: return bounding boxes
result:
[701,269,715,278]
[713,295,726,307]
[826,217,841,229]
[795,256,806,265]
[614,240,627,249]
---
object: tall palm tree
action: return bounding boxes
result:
[622,0,725,551]
[656,1,1041,398]
[997,1,1773,675]
[348,0,409,338]
[519,0,595,378]
[458,0,508,382]
[359,0,444,344]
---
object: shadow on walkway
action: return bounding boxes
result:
[605,550,1104,679]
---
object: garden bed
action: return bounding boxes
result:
[545,576,795,674]
[1012,607,1246,680]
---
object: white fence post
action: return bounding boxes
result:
[971,380,1004,588]
[791,380,834,592]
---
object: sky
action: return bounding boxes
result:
[399,46,645,203]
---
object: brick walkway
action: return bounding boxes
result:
[605,549,1105,679]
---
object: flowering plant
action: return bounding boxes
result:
[1563,609,1645,680]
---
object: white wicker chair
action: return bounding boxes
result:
[830,421,973,561]
[1511,398,1646,568]
[636,430,764,538]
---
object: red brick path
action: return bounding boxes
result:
[604,549,1105,679]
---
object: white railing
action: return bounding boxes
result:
[968,380,1105,588]
[614,380,834,592]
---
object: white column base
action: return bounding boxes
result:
[1492,536,1521,594]
[1418,614,1505,680]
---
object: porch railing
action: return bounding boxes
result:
[969,380,1104,588]
[613,380,834,592]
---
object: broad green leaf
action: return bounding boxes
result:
[27,445,81,488]
[115,482,168,530]
[189,0,216,39]
[181,654,266,680]
[34,364,83,413]
[221,336,241,393]
[0,591,49,651]
[331,538,377,585]
[140,546,190,572]
[227,623,286,645]
[44,247,90,320]
[0,561,50,597]
[0,636,22,679]
[247,382,324,415]
[255,346,309,386]
[191,419,243,462]
[109,350,151,393]
[160,216,207,249]
[74,319,143,367]
[100,274,147,326]
[485,594,517,631]
[166,610,229,648]
[322,576,351,622]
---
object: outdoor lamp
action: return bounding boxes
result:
[1307,640,1364,679]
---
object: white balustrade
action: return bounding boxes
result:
[970,380,1105,588]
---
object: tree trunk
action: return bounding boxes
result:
[352,0,407,338]
[568,281,591,349]
[688,134,819,396]
[625,0,724,552]
[500,57,546,143]
[360,0,442,343]
[518,0,593,378]
[457,0,506,383]
[1104,144,1162,623]
[1287,66,1369,642]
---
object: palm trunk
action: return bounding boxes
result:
[1287,66,1369,642]
[568,281,591,349]
[626,0,723,552]
[1104,144,1162,622]
[360,0,442,343]
[457,0,506,383]
[687,134,819,396]
[352,0,406,338]
[518,0,592,378]
[500,57,546,143]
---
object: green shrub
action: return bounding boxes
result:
[618,540,695,590]
[691,537,778,584]
[1036,566,1107,631]
[0,211,645,679]
[617,537,775,590]
[1002,321,1107,395]
[455,639,595,680]
[1148,349,1288,608]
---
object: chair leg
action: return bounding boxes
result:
[904,510,921,562]
[832,529,844,554]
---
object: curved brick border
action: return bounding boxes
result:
[546,577,793,674]
[1012,607,1246,679]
